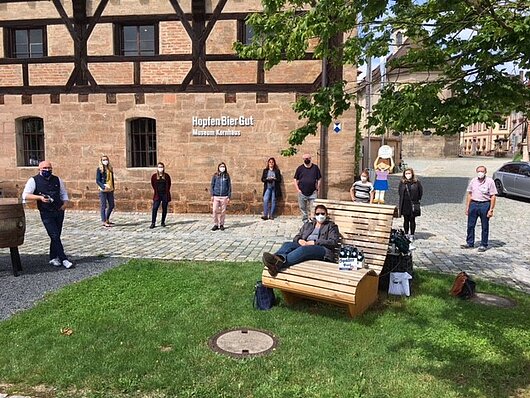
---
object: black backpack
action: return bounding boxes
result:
[389,229,410,254]
[253,281,276,310]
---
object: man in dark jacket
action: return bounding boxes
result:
[262,204,340,276]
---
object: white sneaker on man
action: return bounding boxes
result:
[62,259,74,269]
[49,258,62,267]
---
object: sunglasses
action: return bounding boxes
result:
[315,212,326,216]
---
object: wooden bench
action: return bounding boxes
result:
[262,199,396,317]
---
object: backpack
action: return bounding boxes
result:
[389,229,410,254]
[253,281,276,310]
[450,272,476,299]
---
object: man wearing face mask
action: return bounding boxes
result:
[294,153,322,222]
[22,160,73,268]
[461,165,497,252]
[262,205,340,276]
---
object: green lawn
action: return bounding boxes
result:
[1,260,529,398]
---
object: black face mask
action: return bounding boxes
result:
[304,159,311,165]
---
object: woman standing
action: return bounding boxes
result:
[350,169,374,203]
[96,155,115,227]
[210,162,231,231]
[261,157,282,220]
[150,162,171,229]
[398,168,423,242]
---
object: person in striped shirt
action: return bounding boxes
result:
[350,169,374,204]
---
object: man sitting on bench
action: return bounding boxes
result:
[262,204,340,276]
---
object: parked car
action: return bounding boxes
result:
[492,161,530,200]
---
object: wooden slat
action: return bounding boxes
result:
[270,273,359,295]
[263,266,366,286]
[264,276,355,303]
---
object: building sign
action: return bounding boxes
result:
[333,121,342,134]
[191,116,254,137]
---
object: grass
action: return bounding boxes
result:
[0,260,529,398]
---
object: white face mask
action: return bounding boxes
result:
[360,176,368,182]
[219,167,226,173]
[405,173,412,180]
[102,160,109,166]
[477,172,485,179]
[315,214,326,223]
[157,168,164,173]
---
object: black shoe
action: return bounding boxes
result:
[269,215,274,220]
[262,252,283,277]
[220,225,225,231]
[161,222,166,227]
[460,244,473,249]
[261,215,268,220]
[211,225,219,231]
[149,224,155,229]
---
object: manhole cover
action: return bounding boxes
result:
[471,293,517,308]
[208,328,278,358]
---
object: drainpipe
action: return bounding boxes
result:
[319,56,328,198]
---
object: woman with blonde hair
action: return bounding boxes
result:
[96,155,115,227]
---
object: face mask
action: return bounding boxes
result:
[304,159,311,165]
[477,172,485,179]
[157,168,164,173]
[405,173,412,180]
[361,176,367,182]
[102,160,109,166]
[41,170,52,179]
[219,167,226,173]
[315,214,326,223]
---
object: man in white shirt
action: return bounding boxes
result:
[22,160,73,269]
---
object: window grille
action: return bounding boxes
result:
[129,118,157,167]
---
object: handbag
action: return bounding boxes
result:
[412,202,421,217]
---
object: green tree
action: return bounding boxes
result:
[235,0,530,155]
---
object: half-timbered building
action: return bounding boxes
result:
[0,0,357,213]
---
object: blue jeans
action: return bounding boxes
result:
[40,210,67,261]
[99,191,115,222]
[275,241,326,268]
[466,201,491,247]
[263,187,276,217]
[152,195,169,224]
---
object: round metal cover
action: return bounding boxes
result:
[208,328,278,358]
[470,293,517,308]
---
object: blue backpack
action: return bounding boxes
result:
[253,281,276,310]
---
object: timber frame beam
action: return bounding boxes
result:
[0,0,332,95]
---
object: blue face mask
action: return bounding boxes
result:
[41,170,52,179]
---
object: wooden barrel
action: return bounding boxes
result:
[0,198,26,248]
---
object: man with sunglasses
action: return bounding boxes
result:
[262,204,340,276]
[22,160,73,269]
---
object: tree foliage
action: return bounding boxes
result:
[234,0,530,154]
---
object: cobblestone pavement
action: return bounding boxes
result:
[0,156,529,397]
[1,156,529,293]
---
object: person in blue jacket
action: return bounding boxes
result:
[210,162,231,231]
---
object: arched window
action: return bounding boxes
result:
[17,117,44,166]
[127,118,157,167]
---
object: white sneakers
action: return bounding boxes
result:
[49,258,62,266]
[49,257,73,269]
